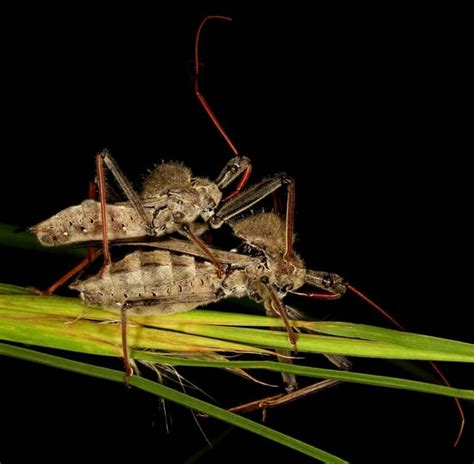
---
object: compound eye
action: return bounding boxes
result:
[210,215,224,229]
[229,164,239,174]
[260,276,270,284]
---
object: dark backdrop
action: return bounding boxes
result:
[0,4,471,463]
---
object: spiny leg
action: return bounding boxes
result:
[283,178,296,263]
[95,149,156,275]
[97,150,150,228]
[96,151,112,269]
[211,174,293,228]
[228,379,341,418]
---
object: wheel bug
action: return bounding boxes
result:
[30,154,291,278]
[30,16,293,284]
[30,13,464,441]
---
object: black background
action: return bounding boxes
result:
[0,3,472,463]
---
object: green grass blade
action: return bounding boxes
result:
[0,283,37,295]
[1,291,474,363]
[0,287,471,359]
[0,308,271,356]
[0,342,347,464]
[1,282,473,460]
[157,324,474,362]
[133,353,474,401]
[1,287,473,401]
[305,321,474,357]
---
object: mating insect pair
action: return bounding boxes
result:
[30,15,351,406]
[30,14,341,354]
[29,15,465,439]
[67,212,348,377]
[31,149,349,380]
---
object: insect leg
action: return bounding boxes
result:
[96,149,151,232]
[258,282,298,350]
[96,151,111,268]
[87,181,98,264]
[227,379,341,417]
[95,149,153,273]
[211,174,291,228]
[42,249,102,296]
[41,182,103,295]
[181,225,224,278]
[120,303,133,382]
[283,177,295,263]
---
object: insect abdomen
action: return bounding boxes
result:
[31,200,149,246]
[71,249,221,314]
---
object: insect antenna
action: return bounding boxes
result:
[296,281,465,446]
[346,284,465,447]
[194,15,237,156]
[194,15,252,200]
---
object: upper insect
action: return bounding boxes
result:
[30,154,248,246]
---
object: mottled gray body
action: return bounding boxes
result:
[32,200,151,246]
[69,213,313,316]
[71,244,256,315]
[69,212,349,394]
[31,162,222,246]
[71,248,230,314]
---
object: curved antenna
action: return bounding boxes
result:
[347,284,465,447]
[298,283,465,446]
[194,15,239,157]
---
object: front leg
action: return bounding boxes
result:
[210,174,292,228]
[180,225,224,278]
[95,149,153,271]
[97,150,152,233]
